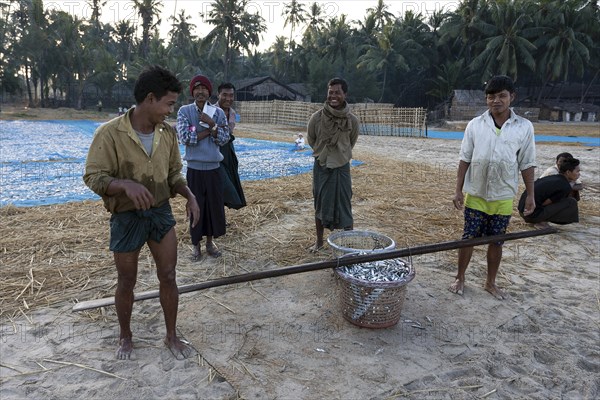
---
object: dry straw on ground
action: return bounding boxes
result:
[1,124,598,323]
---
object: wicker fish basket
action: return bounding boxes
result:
[327,230,396,257]
[335,260,415,328]
[327,230,414,329]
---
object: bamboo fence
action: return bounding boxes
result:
[236,100,427,137]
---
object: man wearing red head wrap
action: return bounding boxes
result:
[176,75,230,260]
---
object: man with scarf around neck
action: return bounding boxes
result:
[176,74,230,260]
[307,78,360,251]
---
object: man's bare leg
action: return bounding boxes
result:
[114,250,140,360]
[449,246,473,295]
[148,228,193,359]
[485,243,505,300]
[309,217,325,252]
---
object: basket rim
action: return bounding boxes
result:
[335,260,415,288]
[327,230,396,253]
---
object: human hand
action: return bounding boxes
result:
[522,195,536,216]
[452,192,464,210]
[123,181,154,210]
[200,113,215,128]
[186,196,201,228]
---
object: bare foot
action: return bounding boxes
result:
[308,242,324,253]
[448,278,464,295]
[206,242,222,258]
[484,282,505,300]
[191,244,201,261]
[164,337,194,360]
[116,337,133,360]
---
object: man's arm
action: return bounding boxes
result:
[521,167,536,216]
[350,115,359,148]
[174,184,200,227]
[307,113,318,148]
[212,108,230,146]
[452,160,470,209]
[176,107,198,145]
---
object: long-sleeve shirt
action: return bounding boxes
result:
[176,103,230,170]
[459,109,536,201]
[83,109,187,213]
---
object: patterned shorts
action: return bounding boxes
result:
[462,207,511,245]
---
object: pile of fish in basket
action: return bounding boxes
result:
[328,230,415,328]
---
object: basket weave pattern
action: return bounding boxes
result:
[328,230,414,329]
[327,230,395,258]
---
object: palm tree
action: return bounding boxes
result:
[203,0,266,80]
[578,0,600,103]
[268,36,288,80]
[357,24,409,102]
[47,10,86,107]
[533,0,592,103]
[282,0,306,50]
[438,0,488,65]
[302,2,325,50]
[0,1,22,103]
[353,13,378,48]
[244,50,269,77]
[322,15,351,66]
[13,0,48,107]
[469,0,538,82]
[426,59,466,102]
[113,20,136,81]
[306,2,325,31]
[86,0,106,25]
[167,9,196,60]
[132,0,163,58]
[366,0,394,30]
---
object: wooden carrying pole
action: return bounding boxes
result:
[72,227,556,312]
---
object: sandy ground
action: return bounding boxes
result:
[1,117,599,399]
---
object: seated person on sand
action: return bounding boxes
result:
[295,133,306,150]
[519,157,581,229]
[540,152,583,200]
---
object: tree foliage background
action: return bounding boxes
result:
[0,0,598,109]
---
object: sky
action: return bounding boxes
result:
[44,0,459,51]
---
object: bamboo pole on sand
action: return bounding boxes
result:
[72,227,556,312]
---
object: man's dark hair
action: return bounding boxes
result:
[218,82,235,93]
[556,152,574,162]
[328,77,348,93]
[558,157,579,174]
[484,75,515,95]
[134,65,182,104]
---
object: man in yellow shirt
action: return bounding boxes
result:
[84,65,200,359]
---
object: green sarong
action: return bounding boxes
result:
[109,202,176,252]
[313,160,353,230]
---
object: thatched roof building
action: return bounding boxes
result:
[233,77,309,102]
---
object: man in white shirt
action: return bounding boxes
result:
[450,75,536,300]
